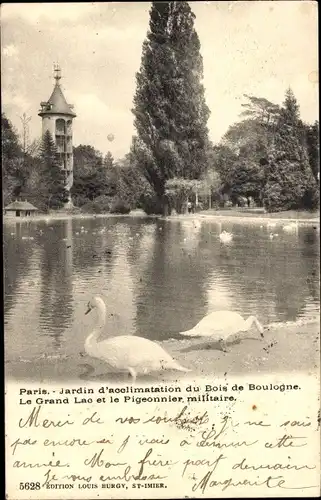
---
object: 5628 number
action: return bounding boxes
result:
[19,482,41,490]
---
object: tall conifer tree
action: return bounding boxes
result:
[263,88,318,211]
[40,130,69,209]
[132,1,210,211]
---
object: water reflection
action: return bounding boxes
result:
[135,220,213,339]
[4,222,35,316]
[39,219,73,349]
[4,216,320,371]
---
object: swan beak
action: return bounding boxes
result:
[85,306,92,315]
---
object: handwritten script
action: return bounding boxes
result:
[5,375,320,498]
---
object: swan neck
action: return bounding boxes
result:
[244,316,255,331]
[96,300,107,329]
[85,300,106,351]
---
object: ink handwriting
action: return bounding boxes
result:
[10,397,319,495]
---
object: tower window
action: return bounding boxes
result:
[56,118,66,135]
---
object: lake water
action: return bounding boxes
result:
[4,215,319,378]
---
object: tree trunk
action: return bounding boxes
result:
[158,194,170,216]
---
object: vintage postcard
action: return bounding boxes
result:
[3,1,320,499]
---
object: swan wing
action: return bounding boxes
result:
[180,311,245,338]
[96,336,188,373]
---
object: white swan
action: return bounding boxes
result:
[269,232,278,240]
[283,221,299,233]
[179,311,264,352]
[84,296,190,381]
[219,230,233,243]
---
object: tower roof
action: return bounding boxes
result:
[39,65,76,118]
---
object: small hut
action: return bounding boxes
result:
[4,200,39,217]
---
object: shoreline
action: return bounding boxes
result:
[5,318,320,382]
[3,209,320,225]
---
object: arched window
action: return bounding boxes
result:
[66,120,72,136]
[56,118,66,135]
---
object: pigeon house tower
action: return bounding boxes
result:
[39,64,76,207]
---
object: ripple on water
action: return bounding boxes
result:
[4,217,320,368]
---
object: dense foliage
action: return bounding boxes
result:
[2,117,68,210]
[263,89,318,211]
[71,146,148,213]
[71,145,113,207]
[211,90,319,211]
[40,130,69,209]
[2,5,319,216]
[2,114,26,204]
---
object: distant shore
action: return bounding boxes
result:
[5,318,320,382]
[3,208,320,225]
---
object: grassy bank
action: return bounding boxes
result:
[202,208,319,220]
[5,319,319,382]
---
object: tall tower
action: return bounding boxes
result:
[39,64,76,207]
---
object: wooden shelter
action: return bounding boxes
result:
[4,200,39,217]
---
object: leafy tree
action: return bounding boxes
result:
[2,113,43,206]
[132,1,210,213]
[72,146,145,212]
[18,155,44,210]
[114,153,151,209]
[40,130,69,209]
[2,113,22,159]
[240,94,280,127]
[103,151,114,169]
[2,113,24,203]
[165,177,201,213]
[72,145,115,205]
[228,160,265,206]
[200,169,222,208]
[212,95,281,205]
[73,144,103,175]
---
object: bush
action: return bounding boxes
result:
[81,195,113,214]
[110,198,131,214]
[80,200,103,214]
[140,194,164,215]
[72,194,90,207]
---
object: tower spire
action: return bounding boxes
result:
[53,62,61,85]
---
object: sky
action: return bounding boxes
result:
[1,1,318,159]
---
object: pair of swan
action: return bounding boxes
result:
[84,296,265,380]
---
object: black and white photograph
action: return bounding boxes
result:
[3,2,320,499]
[3,1,319,384]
